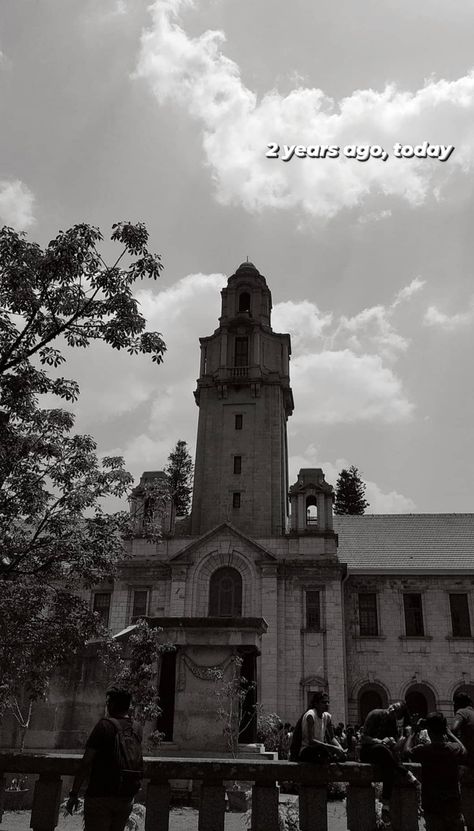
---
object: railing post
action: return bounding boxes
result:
[346,783,376,831]
[0,774,5,822]
[145,779,171,831]
[390,781,419,831]
[30,773,62,831]
[252,783,279,831]
[461,776,474,831]
[299,785,328,831]
[198,780,226,831]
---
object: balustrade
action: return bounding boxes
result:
[1,753,474,830]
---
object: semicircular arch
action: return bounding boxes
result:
[190,548,256,617]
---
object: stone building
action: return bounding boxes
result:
[3,261,474,753]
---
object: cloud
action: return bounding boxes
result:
[136,0,474,220]
[424,302,474,330]
[289,448,417,513]
[291,351,413,425]
[0,180,35,229]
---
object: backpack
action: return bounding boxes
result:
[106,717,144,798]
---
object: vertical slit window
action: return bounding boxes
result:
[234,337,248,367]
[233,456,242,474]
[305,590,321,630]
[232,492,241,509]
[358,592,379,636]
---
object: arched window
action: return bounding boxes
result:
[306,495,318,526]
[358,684,388,723]
[209,567,242,617]
[453,683,474,702]
[405,684,436,718]
[238,292,251,313]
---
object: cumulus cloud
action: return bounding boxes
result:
[424,302,474,330]
[291,351,413,425]
[289,448,417,513]
[135,0,474,220]
[0,180,35,229]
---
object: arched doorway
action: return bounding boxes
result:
[405,684,436,718]
[358,684,388,723]
[453,684,474,703]
[208,566,242,617]
[306,496,318,526]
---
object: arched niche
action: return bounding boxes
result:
[405,683,437,718]
[358,683,388,723]
[208,566,242,617]
[238,291,251,313]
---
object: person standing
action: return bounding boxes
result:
[66,687,143,831]
[405,711,467,831]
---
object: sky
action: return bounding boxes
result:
[1,0,474,513]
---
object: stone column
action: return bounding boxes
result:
[324,576,347,722]
[297,493,305,532]
[30,773,62,831]
[145,780,171,831]
[299,785,327,831]
[252,783,279,831]
[169,566,187,616]
[390,782,419,831]
[198,781,226,831]
[259,566,278,711]
[346,783,376,831]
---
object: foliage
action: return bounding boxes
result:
[256,706,283,751]
[211,656,256,757]
[0,221,166,729]
[334,465,369,515]
[245,801,300,831]
[102,620,175,748]
[164,439,193,516]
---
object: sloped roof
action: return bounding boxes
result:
[333,514,474,573]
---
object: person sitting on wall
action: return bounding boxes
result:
[359,701,417,821]
[405,711,467,831]
[290,691,346,763]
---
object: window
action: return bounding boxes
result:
[305,590,321,630]
[232,492,241,509]
[238,292,251,313]
[235,414,243,430]
[450,594,471,637]
[234,337,248,367]
[131,589,149,623]
[233,455,242,474]
[358,592,379,636]
[93,592,111,627]
[404,593,424,636]
[209,567,242,617]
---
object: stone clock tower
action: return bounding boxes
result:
[191,262,294,537]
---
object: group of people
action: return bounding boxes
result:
[289,690,474,830]
[69,685,474,831]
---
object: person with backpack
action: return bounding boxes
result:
[66,686,143,831]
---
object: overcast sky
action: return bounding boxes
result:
[2,0,474,513]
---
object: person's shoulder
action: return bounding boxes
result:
[446,741,467,757]
[86,717,115,747]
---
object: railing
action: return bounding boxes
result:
[228,366,249,378]
[1,754,474,831]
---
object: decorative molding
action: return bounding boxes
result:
[183,653,235,682]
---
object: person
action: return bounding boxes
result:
[290,691,346,763]
[453,692,474,764]
[404,711,467,831]
[66,687,143,831]
[359,701,416,819]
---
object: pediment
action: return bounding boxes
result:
[169,522,277,564]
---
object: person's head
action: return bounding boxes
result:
[310,691,330,716]
[106,686,132,717]
[425,711,447,741]
[454,693,473,712]
[387,701,408,719]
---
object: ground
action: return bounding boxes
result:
[0,801,349,830]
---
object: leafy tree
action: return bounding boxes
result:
[103,620,175,748]
[0,221,167,727]
[164,439,193,516]
[211,656,256,758]
[334,465,370,515]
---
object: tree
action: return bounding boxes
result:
[334,465,370,515]
[102,620,175,748]
[0,221,167,727]
[164,439,193,516]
